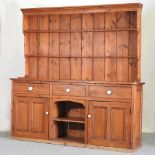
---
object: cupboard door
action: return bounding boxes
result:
[88,101,131,148]
[30,97,49,139]
[13,97,30,134]
[88,101,109,145]
[13,97,49,139]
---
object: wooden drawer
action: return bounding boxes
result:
[13,82,49,95]
[88,85,131,99]
[52,84,86,97]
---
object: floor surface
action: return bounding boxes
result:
[0,132,155,155]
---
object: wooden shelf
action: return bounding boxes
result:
[23,28,138,33]
[25,55,139,59]
[53,117,85,124]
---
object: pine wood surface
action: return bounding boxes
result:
[11,3,144,150]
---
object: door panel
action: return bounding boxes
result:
[13,97,49,139]
[31,102,44,132]
[88,101,109,145]
[110,107,125,141]
[31,98,49,139]
[15,98,30,132]
[92,106,107,139]
[88,101,131,148]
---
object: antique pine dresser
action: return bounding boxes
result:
[11,3,144,150]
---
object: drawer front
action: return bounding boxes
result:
[52,84,86,97]
[13,82,49,95]
[88,85,131,99]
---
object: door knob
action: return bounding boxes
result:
[66,88,71,93]
[88,114,91,118]
[28,86,33,91]
[45,112,49,115]
[106,90,112,95]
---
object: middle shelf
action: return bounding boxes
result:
[53,117,85,124]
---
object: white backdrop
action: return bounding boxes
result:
[0,0,155,133]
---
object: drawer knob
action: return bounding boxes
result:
[66,88,71,93]
[45,112,48,115]
[107,90,112,95]
[28,86,33,91]
[88,114,91,118]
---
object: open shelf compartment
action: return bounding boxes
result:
[51,100,86,143]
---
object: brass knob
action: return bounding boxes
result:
[28,86,33,91]
[107,90,112,95]
[45,112,48,115]
[88,114,91,118]
[66,88,71,93]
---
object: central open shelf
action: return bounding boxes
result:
[52,100,86,143]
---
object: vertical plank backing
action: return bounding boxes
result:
[105,12,117,81]
[60,58,70,80]
[82,58,92,81]
[93,32,105,81]
[82,14,93,30]
[93,13,105,30]
[29,33,38,79]
[93,13,105,81]
[29,16,38,30]
[71,14,81,31]
[60,33,70,56]
[38,16,49,79]
[71,14,82,80]
[71,33,81,57]
[39,15,49,30]
[93,32,104,81]
[29,16,38,79]
[82,14,93,80]
[23,16,29,31]
[105,12,117,29]
[116,12,129,82]
[49,15,60,80]
[71,58,81,80]
[59,33,70,80]
[59,15,71,80]
[93,32,104,57]
[49,58,60,80]
[93,58,105,81]
[82,32,93,56]
[129,11,137,29]
[105,32,117,81]
[60,14,70,31]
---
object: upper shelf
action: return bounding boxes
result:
[25,55,139,59]
[23,28,138,33]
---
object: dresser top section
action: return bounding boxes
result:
[21,3,142,15]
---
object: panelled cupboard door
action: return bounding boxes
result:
[13,97,49,139]
[88,101,131,148]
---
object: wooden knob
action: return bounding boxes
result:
[66,88,71,93]
[28,86,33,91]
[107,90,112,95]
[88,114,91,118]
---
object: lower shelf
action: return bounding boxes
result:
[53,137,84,144]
